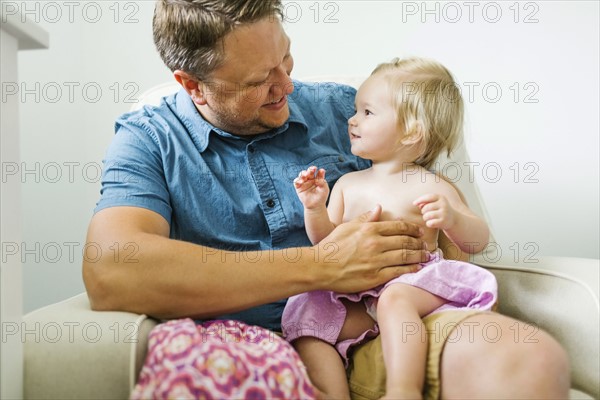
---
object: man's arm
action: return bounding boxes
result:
[83,206,427,319]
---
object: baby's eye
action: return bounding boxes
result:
[364,109,373,116]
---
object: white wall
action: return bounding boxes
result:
[10,1,598,313]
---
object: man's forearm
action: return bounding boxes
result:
[83,233,323,319]
[83,206,428,319]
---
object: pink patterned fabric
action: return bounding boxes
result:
[130,319,317,400]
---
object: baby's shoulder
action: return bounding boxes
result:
[413,170,461,197]
[336,169,369,185]
[402,167,457,194]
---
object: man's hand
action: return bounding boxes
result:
[312,205,428,293]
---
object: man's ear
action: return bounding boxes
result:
[173,70,208,105]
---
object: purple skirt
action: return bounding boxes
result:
[282,252,498,364]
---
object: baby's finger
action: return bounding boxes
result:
[413,193,439,208]
[422,210,440,224]
[316,168,326,181]
[425,219,441,228]
[419,202,439,215]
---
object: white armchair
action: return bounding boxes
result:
[23,78,600,400]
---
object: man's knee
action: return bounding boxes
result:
[440,313,570,398]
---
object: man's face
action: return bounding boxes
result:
[197,18,294,136]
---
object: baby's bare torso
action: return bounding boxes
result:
[338,168,456,251]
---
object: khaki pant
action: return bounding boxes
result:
[347,310,482,400]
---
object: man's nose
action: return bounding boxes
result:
[270,65,294,98]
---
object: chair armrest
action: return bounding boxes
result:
[23,293,158,400]
[472,256,599,399]
[22,259,598,399]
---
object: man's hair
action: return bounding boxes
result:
[153,0,283,80]
[372,57,464,169]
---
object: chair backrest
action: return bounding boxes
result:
[131,81,180,111]
[133,77,493,236]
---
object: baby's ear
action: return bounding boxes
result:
[401,120,425,145]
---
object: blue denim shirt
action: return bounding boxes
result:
[96,81,369,331]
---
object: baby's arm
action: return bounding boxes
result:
[413,186,489,254]
[294,166,337,244]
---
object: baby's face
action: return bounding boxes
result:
[347,74,402,161]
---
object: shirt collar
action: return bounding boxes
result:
[174,88,214,152]
[174,84,308,153]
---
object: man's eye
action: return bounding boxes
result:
[247,76,269,87]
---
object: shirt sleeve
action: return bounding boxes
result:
[94,123,173,225]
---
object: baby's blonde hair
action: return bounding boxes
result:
[371,57,464,169]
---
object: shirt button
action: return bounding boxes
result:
[266,199,275,208]
[338,156,345,162]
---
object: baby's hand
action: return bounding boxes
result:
[413,194,456,230]
[293,166,329,209]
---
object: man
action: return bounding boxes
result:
[83,0,570,398]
